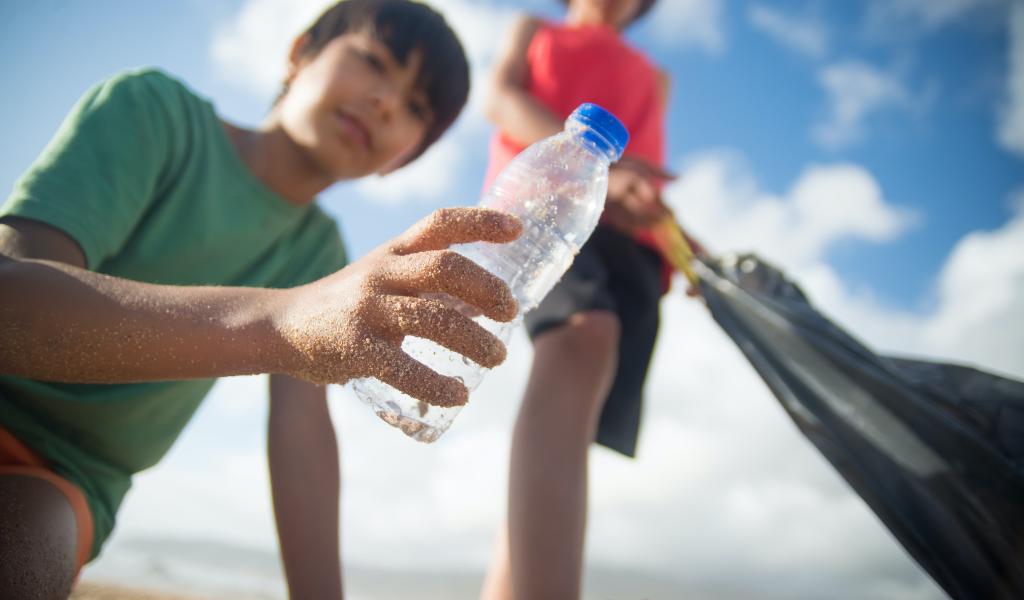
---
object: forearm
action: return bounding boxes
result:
[268,377,342,599]
[486,87,563,148]
[0,254,293,382]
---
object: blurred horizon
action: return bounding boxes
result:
[86,535,756,600]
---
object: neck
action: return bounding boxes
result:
[565,7,622,30]
[221,114,333,206]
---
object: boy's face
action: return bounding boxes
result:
[572,0,644,29]
[279,30,432,180]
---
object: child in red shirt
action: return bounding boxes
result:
[481,1,674,598]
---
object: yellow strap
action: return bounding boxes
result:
[651,218,700,288]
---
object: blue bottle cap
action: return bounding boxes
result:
[568,103,629,160]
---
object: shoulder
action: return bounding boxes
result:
[91,68,195,104]
[510,13,544,36]
[88,69,208,123]
[656,67,671,102]
[655,66,671,86]
[493,14,547,81]
[59,70,208,146]
[504,13,546,51]
[108,68,187,90]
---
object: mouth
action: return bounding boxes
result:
[334,109,372,150]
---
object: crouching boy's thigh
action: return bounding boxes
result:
[0,471,80,599]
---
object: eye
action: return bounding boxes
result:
[407,99,429,122]
[358,49,386,73]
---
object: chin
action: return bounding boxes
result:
[334,163,377,182]
[313,149,371,182]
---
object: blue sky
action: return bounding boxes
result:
[623,0,1018,310]
[3,1,1022,598]
[2,1,1019,310]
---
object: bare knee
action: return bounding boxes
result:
[536,310,620,366]
[0,475,78,600]
[527,311,620,422]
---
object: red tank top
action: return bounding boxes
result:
[484,21,671,287]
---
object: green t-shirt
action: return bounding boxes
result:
[0,69,348,558]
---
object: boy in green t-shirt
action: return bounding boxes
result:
[0,1,521,598]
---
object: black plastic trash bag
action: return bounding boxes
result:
[697,254,1024,600]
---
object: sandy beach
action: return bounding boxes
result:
[72,582,206,600]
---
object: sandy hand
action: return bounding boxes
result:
[274,207,522,407]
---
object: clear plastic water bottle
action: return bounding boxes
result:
[352,103,629,442]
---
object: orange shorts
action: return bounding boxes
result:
[0,425,94,576]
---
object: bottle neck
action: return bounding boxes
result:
[566,120,618,164]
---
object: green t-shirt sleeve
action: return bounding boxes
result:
[0,70,180,270]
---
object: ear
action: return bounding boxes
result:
[285,33,313,84]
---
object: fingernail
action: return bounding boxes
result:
[488,341,507,367]
[501,297,519,321]
[502,214,522,234]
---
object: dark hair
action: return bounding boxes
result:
[293,0,470,166]
[559,0,657,26]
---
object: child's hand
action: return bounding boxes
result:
[604,163,673,235]
[616,156,678,183]
[274,208,522,407]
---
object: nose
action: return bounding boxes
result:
[370,82,401,122]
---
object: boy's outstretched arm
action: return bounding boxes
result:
[268,374,342,599]
[0,208,521,405]
[485,15,562,146]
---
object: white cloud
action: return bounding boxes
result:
[663,151,1024,379]
[920,199,1024,376]
[209,0,326,98]
[999,2,1024,158]
[748,4,827,59]
[814,61,910,149]
[647,0,726,54]
[663,151,915,268]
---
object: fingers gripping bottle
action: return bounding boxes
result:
[352,103,629,442]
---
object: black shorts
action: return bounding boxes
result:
[524,225,663,457]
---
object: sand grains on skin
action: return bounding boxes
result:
[289,208,521,409]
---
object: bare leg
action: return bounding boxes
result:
[479,519,512,600]
[482,310,620,600]
[0,474,79,599]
